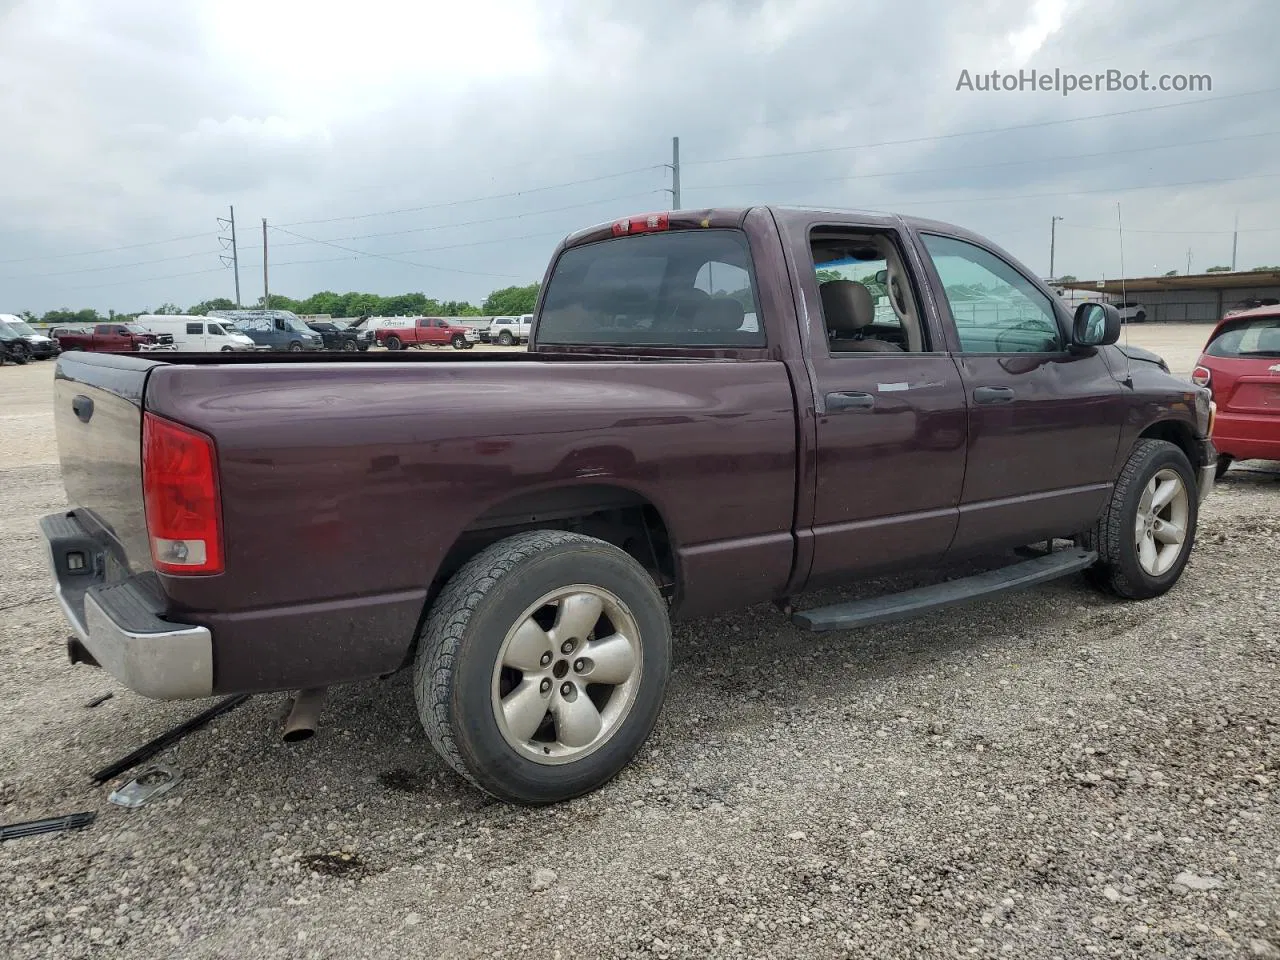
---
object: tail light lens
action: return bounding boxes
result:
[1191,365,1211,388]
[611,213,670,237]
[142,412,223,575]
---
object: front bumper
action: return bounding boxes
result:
[1195,436,1218,504]
[40,512,213,700]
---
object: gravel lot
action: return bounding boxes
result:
[2,327,1277,959]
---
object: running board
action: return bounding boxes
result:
[792,549,1098,632]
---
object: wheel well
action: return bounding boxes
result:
[1138,420,1199,468]
[427,485,676,609]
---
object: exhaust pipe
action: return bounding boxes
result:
[282,688,327,742]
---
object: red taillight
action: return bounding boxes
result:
[611,212,670,237]
[1191,365,1212,388]
[142,412,223,575]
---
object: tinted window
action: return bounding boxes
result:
[921,234,1062,353]
[186,322,203,334]
[539,230,763,347]
[1206,315,1280,357]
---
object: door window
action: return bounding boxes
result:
[920,234,1063,353]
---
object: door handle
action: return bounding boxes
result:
[71,395,94,422]
[825,391,875,412]
[973,386,1015,404]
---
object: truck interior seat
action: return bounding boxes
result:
[819,280,904,353]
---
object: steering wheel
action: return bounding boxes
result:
[994,318,1056,353]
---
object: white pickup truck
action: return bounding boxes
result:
[488,314,533,345]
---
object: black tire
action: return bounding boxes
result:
[1135,311,1147,324]
[451,334,467,349]
[413,530,671,805]
[221,345,235,352]
[1084,439,1198,600]
[342,339,357,352]
[497,330,514,346]
[288,341,303,352]
[7,344,28,365]
[385,335,402,351]
[1215,455,1232,480]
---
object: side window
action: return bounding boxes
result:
[275,319,289,331]
[186,322,203,335]
[921,234,1063,353]
[810,231,927,353]
[115,326,129,335]
[436,319,448,328]
[94,325,110,334]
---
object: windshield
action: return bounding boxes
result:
[0,321,16,338]
[538,229,763,347]
[6,319,37,336]
[1206,315,1280,358]
[123,324,149,334]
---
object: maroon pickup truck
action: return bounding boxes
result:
[42,206,1216,804]
[53,322,175,353]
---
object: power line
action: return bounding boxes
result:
[1060,221,1280,235]
[685,130,1280,194]
[267,225,523,280]
[269,190,662,249]
[681,85,1280,168]
[63,265,230,291]
[278,165,665,227]
[5,247,221,281]
[0,230,213,266]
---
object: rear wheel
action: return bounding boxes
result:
[1215,455,1233,480]
[1135,311,1147,323]
[497,330,514,346]
[1085,439,1197,599]
[414,530,671,805]
[385,335,402,351]
[452,334,467,349]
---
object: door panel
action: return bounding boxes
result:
[797,225,969,586]
[914,232,1124,554]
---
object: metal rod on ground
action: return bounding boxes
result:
[262,218,269,309]
[91,694,252,785]
[230,205,241,307]
[0,812,96,841]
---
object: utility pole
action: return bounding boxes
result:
[1049,215,1063,280]
[1186,247,1193,276]
[262,218,270,309]
[1231,212,1238,271]
[216,205,242,307]
[667,136,681,209]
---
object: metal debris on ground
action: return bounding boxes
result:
[83,691,113,708]
[0,811,96,842]
[107,765,181,808]
[91,693,251,785]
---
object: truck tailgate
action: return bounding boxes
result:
[54,351,165,575]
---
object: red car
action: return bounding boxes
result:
[376,317,478,350]
[53,322,174,353]
[1192,306,1280,476]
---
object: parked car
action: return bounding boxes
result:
[1191,305,1280,477]
[40,205,1216,805]
[376,316,477,350]
[489,314,533,346]
[206,309,322,351]
[1114,301,1147,323]
[307,321,372,352]
[1224,297,1279,318]
[0,315,59,359]
[0,321,31,364]
[136,315,260,352]
[52,322,175,352]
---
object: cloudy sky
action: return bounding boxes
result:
[0,0,1275,314]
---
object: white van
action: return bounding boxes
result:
[137,315,258,352]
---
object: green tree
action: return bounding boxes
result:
[1250,265,1280,272]
[1056,274,1077,283]
[815,269,844,285]
[482,283,539,315]
[41,308,103,325]
[1205,265,1231,273]
[153,302,182,314]
[189,298,237,314]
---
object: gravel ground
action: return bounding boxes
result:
[2,329,1278,960]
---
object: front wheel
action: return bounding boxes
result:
[1134,311,1147,324]
[288,341,303,352]
[497,330,514,346]
[414,530,671,805]
[221,346,235,352]
[451,334,467,349]
[1085,439,1198,600]
[8,343,29,365]
[342,340,357,352]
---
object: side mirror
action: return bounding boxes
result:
[1072,302,1121,347]
[874,269,888,285]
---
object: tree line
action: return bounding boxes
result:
[20,283,541,326]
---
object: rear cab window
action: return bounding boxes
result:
[1206,314,1280,358]
[538,229,764,347]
